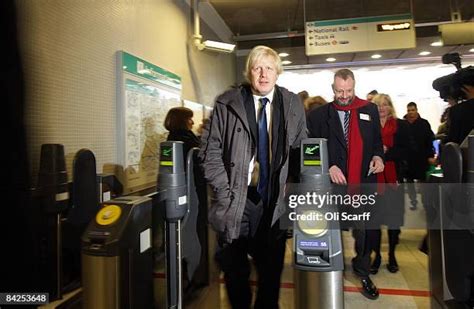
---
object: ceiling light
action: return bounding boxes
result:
[192,2,235,54]
[201,40,235,53]
[419,51,431,56]
[326,57,336,62]
[470,48,474,52]
[282,60,292,65]
[371,54,382,59]
[279,52,289,57]
[430,41,443,47]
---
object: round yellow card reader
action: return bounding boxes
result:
[96,204,122,226]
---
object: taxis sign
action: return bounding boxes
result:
[306,14,416,55]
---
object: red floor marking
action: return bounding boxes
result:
[154,273,431,297]
[343,285,431,297]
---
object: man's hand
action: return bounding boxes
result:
[368,156,384,175]
[329,165,347,185]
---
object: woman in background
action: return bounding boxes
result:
[370,94,409,274]
[164,107,200,160]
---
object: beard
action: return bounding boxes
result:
[335,96,353,106]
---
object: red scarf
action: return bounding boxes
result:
[377,117,398,185]
[333,96,368,184]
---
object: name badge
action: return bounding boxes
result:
[360,113,371,121]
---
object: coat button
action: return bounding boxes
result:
[237,128,242,132]
[230,193,235,200]
[230,162,235,167]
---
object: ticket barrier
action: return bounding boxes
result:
[81,141,201,308]
[33,145,118,302]
[81,196,153,308]
[34,144,70,301]
[429,133,474,309]
[157,141,201,309]
[293,138,344,309]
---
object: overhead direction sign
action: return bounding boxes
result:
[305,14,416,56]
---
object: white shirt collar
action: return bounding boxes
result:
[252,87,275,105]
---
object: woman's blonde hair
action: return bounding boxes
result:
[372,93,397,119]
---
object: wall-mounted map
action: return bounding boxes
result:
[125,79,181,170]
[117,51,182,193]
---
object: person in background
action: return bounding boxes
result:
[446,81,474,144]
[370,93,409,274]
[197,117,211,138]
[436,97,457,141]
[366,89,378,102]
[403,102,435,210]
[164,106,201,162]
[307,68,384,300]
[304,95,327,114]
[298,90,309,104]
[199,45,306,308]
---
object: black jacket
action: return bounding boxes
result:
[446,98,474,144]
[403,115,435,179]
[385,119,410,162]
[167,129,200,165]
[306,101,384,183]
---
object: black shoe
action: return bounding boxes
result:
[370,254,381,275]
[419,236,428,254]
[387,256,399,273]
[360,277,379,300]
[409,200,417,210]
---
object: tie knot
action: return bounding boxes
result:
[260,97,269,107]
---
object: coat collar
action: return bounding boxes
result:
[216,84,295,135]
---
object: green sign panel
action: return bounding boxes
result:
[121,51,181,90]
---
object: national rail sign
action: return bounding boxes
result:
[305,14,416,56]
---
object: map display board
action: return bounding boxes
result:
[117,51,182,193]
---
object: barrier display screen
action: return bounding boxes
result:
[303,143,321,166]
[160,145,173,166]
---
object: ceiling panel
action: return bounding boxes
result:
[208,0,474,66]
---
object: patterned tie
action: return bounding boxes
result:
[257,97,269,204]
[344,111,350,145]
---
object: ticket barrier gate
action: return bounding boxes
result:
[82,196,153,308]
[294,138,344,309]
[82,141,201,308]
[428,133,474,308]
[156,141,201,309]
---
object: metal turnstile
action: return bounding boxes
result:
[429,134,474,308]
[81,141,203,309]
[81,196,153,309]
[294,138,344,309]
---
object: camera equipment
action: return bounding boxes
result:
[432,52,474,101]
